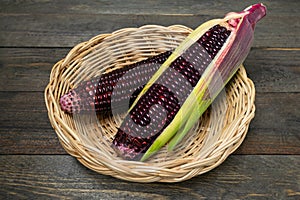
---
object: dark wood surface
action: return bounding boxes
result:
[1,0,299,199]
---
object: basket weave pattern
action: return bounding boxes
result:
[45,25,255,183]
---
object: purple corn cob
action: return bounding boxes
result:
[60,51,172,114]
[112,25,231,160]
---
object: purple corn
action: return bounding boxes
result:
[60,51,172,114]
[112,25,231,160]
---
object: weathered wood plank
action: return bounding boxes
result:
[245,49,300,93]
[0,91,299,155]
[1,0,298,16]
[0,3,299,47]
[0,155,299,199]
[1,48,299,92]
[0,48,70,92]
[235,92,300,154]
[0,91,65,154]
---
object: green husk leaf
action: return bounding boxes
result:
[168,63,243,150]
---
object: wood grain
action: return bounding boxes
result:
[236,93,300,154]
[0,91,65,155]
[0,48,70,92]
[0,1,299,48]
[0,91,299,155]
[1,0,298,16]
[245,49,300,93]
[0,155,299,199]
[0,48,299,92]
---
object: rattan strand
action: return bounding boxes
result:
[44,25,255,183]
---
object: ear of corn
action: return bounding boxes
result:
[60,51,172,114]
[113,24,232,160]
[141,3,266,161]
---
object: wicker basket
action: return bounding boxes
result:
[44,25,255,183]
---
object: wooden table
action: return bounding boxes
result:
[1,1,299,199]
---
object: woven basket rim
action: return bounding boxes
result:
[44,24,255,183]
